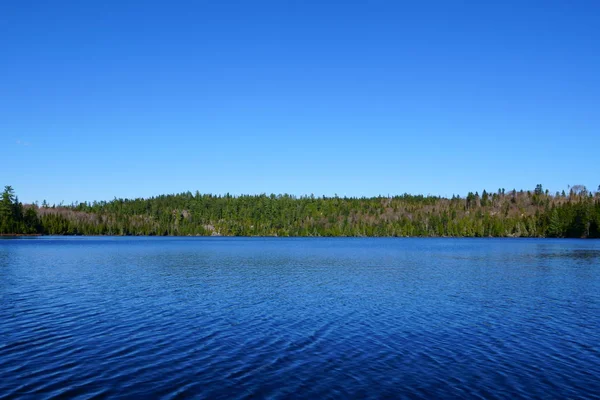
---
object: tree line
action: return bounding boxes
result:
[0,186,42,234]
[2,184,600,238]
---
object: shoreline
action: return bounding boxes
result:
[1,234,595,239]
[0,234,43,237]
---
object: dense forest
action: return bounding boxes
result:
[1,184,600,238]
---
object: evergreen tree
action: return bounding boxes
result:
[548,209,562,237]
[0,186,16,233]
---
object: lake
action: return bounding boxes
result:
[1,237,599,399]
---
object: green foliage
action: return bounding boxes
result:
[2,185,600,238]
[0,186,41,234]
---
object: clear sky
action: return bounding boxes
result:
[2,1,599,204]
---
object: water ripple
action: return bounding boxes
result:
[1,237,599,399]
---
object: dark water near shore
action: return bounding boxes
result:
[1,237,599,399]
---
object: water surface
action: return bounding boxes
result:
[1,237,599,399]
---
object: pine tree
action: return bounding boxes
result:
[548,209,562,237]
[0,186,16,233]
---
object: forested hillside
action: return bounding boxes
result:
[2,185,600,238]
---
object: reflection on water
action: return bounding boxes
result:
[541,248,600,261]
[0,237,599,399]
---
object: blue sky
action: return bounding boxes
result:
[2,1,599,204]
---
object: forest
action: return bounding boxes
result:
[1,184,600,238]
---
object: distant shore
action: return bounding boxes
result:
[0,234,595,239]
[0,234,43,237]
[2,185,599,239]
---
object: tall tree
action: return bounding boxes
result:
[0,186,16,233]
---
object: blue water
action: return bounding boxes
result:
[1,237,599,399]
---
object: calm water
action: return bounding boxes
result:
[1,237,599,399]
